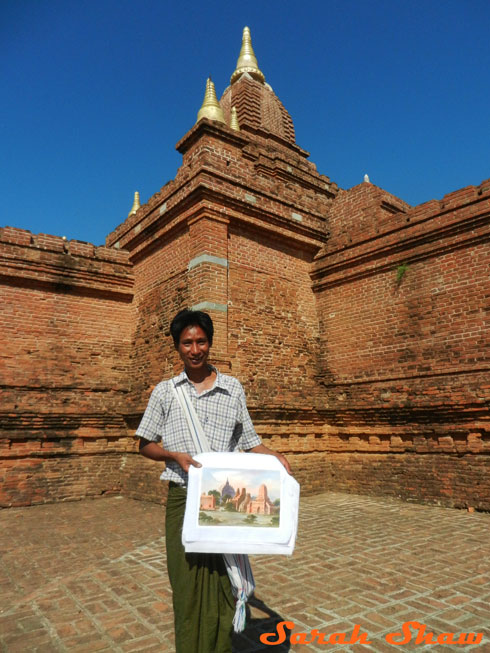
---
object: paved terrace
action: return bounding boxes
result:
[0,492,489,653]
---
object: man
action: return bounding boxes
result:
[136,309,290,653]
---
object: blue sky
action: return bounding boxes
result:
[2,0,489,246]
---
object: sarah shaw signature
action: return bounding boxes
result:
[260,620,483,646]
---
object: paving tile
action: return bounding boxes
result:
[0,493,489,652]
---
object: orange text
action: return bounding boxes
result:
[260,620,483,647]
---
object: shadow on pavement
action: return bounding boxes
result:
[233,594,291,652]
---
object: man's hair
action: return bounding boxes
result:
[170,309,214,348]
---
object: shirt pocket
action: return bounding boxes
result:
[205,411,238,448]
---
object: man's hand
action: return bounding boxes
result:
[246,443,292,475]
[138,439,201,472]
[172,452,202,473]
[273,451,292,475]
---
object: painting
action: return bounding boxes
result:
[198,467,281,527]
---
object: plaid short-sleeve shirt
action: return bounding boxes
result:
[136,367,262,486]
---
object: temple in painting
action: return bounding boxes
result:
[245,483,276,516]
[220,478,236,499]
[232,483,277,515]
[200,493,216,511]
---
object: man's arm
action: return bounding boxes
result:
[136,384,201,474]
[245,443,292,475]
[138,438,202,473]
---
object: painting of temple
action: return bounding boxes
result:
[198,467,281,526]
[200,481,278,514]
[220,478,235,499]
[232,483,277,515]
[200,493,216,510]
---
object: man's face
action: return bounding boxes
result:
[177,324,210,372]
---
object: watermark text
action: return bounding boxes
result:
[260,620,483,646]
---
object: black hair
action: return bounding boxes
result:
[170,309,214,348]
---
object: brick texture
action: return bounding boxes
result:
[1,62,488,510]
[311,179,490,509]
[0,228,135,506]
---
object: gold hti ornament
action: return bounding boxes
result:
[197,78,225,124]
[231,26,265,85]
[128,191,140,217]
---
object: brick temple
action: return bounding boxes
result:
[1,28,488,510]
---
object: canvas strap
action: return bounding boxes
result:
[171,381,256,632]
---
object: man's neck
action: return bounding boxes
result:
[185,364,213,384]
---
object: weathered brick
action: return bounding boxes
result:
[0,36,488,510]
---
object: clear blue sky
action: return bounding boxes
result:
[2,0,489,246]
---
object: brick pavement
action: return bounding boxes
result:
[0,492,489,653]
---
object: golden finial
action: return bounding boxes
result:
[196,77,225,124]
[231,26,265,85]
[128,191,140,217]
[230,106,240,131]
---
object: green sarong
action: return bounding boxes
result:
[165,482,235,653]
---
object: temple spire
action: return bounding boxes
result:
[230,26,265,85]
[128,191,140,217]
[196,77,225,124]
[230,106,240,131]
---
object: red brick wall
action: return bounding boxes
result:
[0,227,136,507]
[119,454,167,504]
[129,227,190,407]
[289,452,489,509]
[1,120,488,512]
[311,179,490,509]
[228,221,322,407]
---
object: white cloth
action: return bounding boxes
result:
[183,452,300,556]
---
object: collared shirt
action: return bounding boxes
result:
[136,368,262,485]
